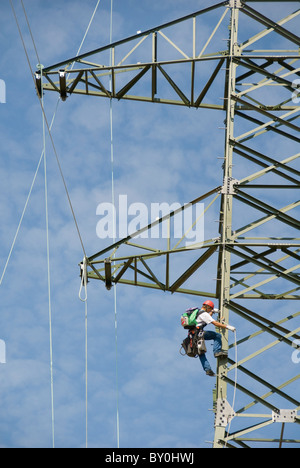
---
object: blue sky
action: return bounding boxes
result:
[0,0,299,448]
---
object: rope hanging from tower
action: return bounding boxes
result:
[9,0,102,449]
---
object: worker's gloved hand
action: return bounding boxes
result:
[227,325,236,332]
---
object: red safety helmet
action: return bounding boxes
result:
[203,300,214,309]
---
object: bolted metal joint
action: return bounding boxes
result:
[215,399,236,427]
[272,410,298,423]
[229,0,242,8]
[220,177,239,195]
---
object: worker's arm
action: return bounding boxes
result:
[212,320,235,331]
[212,320,227,329]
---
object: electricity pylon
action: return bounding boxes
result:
[37,0,300,448]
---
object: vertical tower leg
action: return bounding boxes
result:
[213,2,240,448]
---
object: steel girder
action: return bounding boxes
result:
[39,1,300,448]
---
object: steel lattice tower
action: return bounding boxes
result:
[37,0,300,447]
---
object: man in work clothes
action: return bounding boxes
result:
[196,300,236,377]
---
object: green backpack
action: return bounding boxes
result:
[180,307,200,329]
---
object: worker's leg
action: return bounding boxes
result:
[203,330,222,355]
[198,353,213,373]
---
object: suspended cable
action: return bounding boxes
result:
[13,1,56,445]
[109,0,120,449]
[2,0,102,289]
[0,152,42,288]
[0,102,63,448]
[9,0,102,450]
[20,0,40,64]
[11,0,114,450]
[74,0,102,65]
[0,0,60,288]
[74,0,102,450]
[10,0,87,259]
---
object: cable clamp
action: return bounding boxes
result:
[79,256,88,302]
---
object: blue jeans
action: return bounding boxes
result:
[198,330,222,372]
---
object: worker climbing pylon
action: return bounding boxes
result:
[180,300,236,377]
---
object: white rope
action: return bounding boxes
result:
[0,98,60,447]
[79,256,88,448]
[0,4,62,288]
[232,330,238,411]
[78,255,88,450]
[0,153,42,288]
[41,75,55,448]
[224,329,238,448]
[109,0,120,449]
[3,0,102,287]
[73,1,102,449]
[74,0,101,66]
[10,0,102,450]
[10,1,87,258]
[84,297,88,449]
[8,1,57,446]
